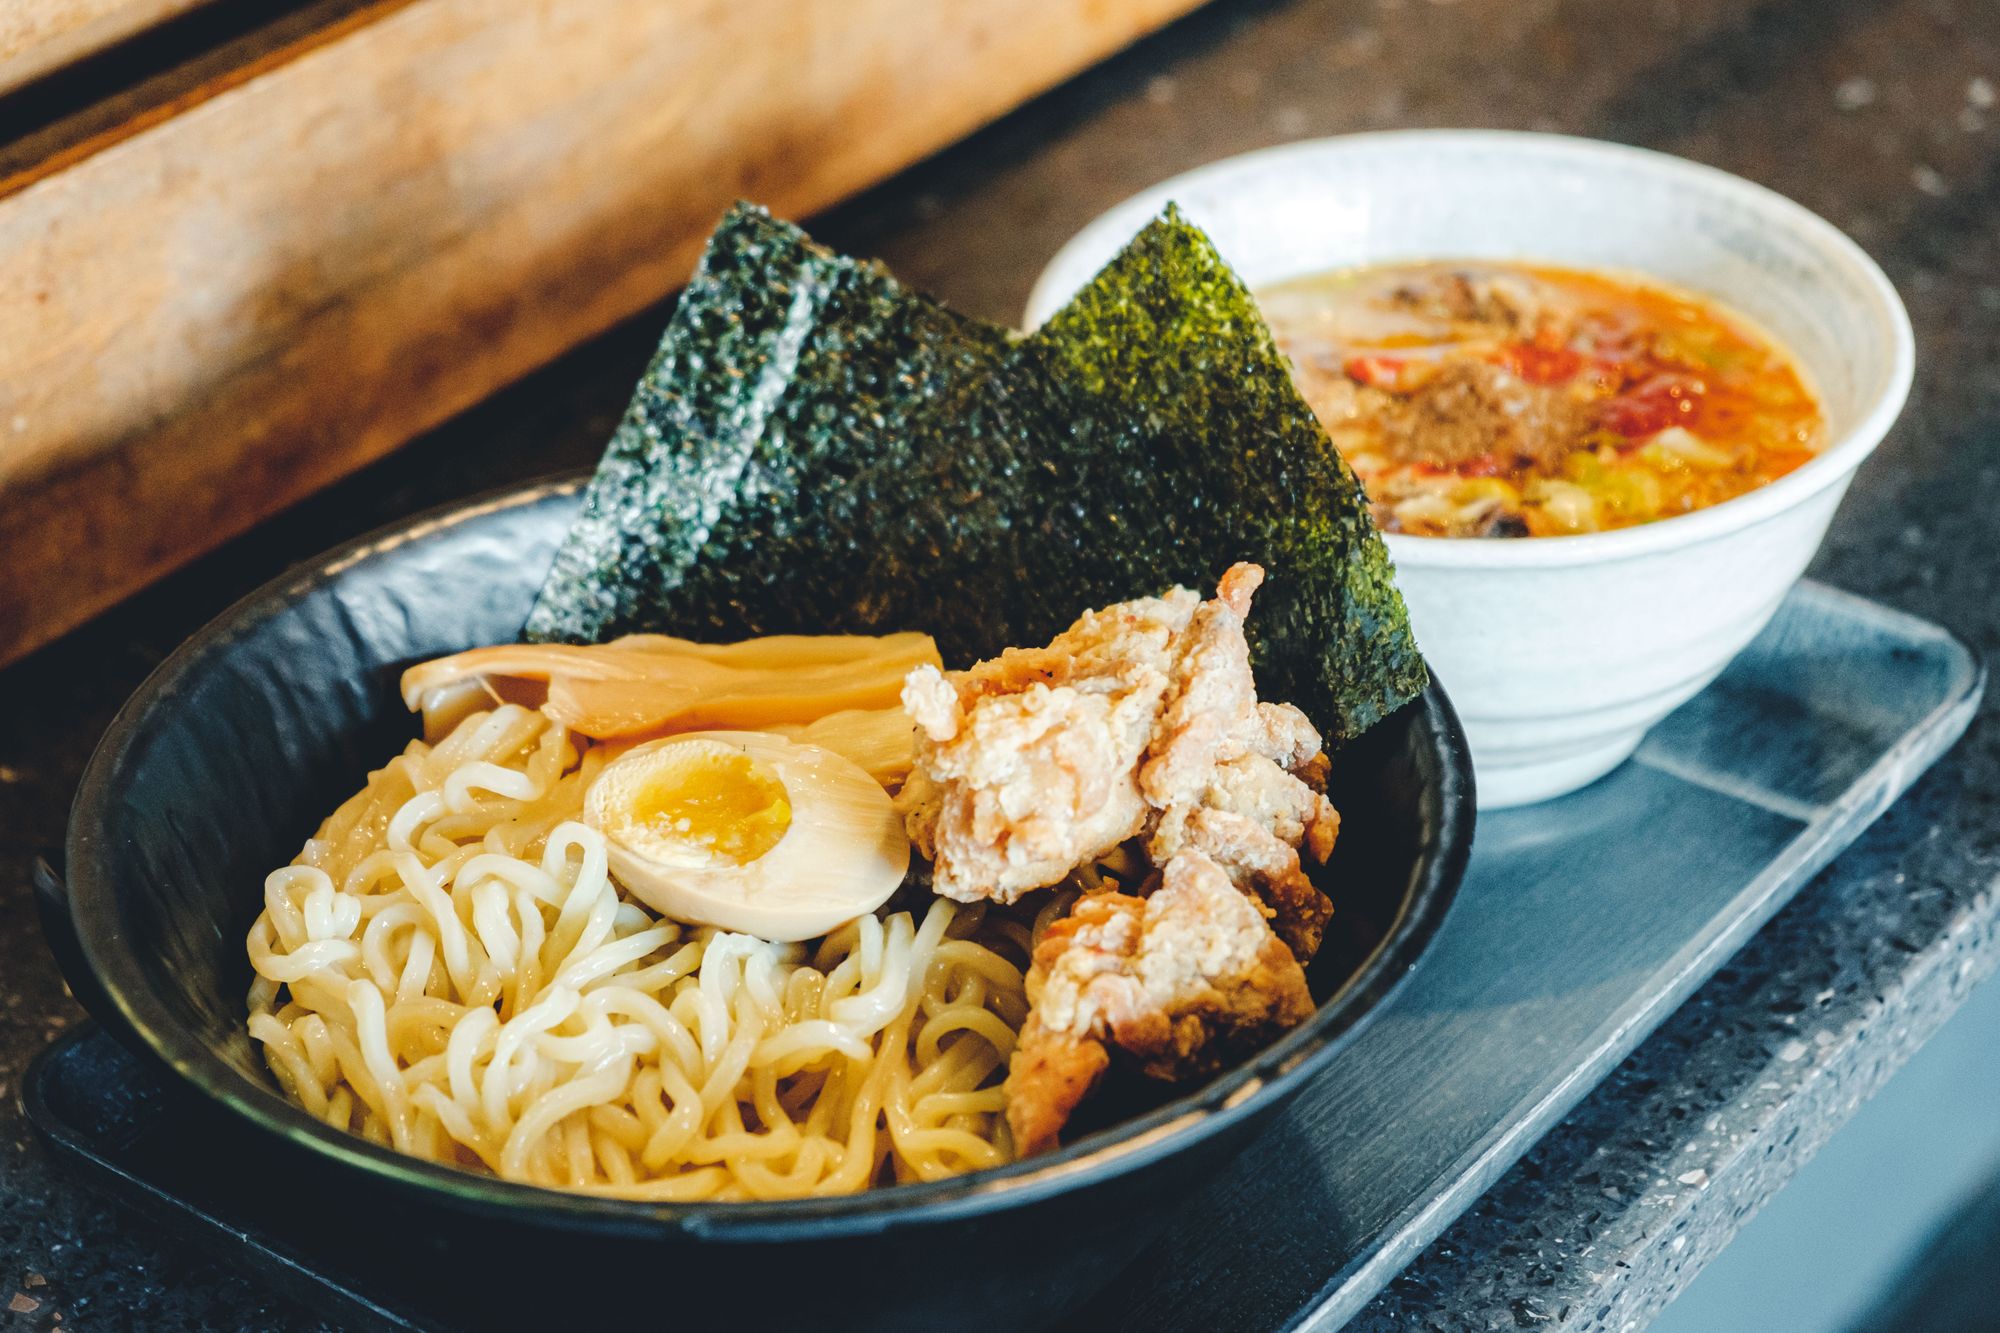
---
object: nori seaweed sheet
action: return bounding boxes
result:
[1022,205,1427,738]
[524,203,1425,743]
[522,203,1021,657]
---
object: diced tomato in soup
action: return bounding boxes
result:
[1257,261,1824,538]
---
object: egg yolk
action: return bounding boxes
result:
[629,747,793,865]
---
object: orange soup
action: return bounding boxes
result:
[1259,262,1825,538]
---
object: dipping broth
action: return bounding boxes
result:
[1260,262,1826,538]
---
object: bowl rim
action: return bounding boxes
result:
[62,474,1475,1237]
[1025,129,1916,570]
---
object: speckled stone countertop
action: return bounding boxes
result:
[3,0,1998,1328]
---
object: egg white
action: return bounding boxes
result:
[584,730,910,942]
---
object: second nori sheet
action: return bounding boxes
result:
[524,203,1425,744]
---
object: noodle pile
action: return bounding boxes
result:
[246,705,1028,1199]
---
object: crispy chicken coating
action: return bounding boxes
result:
[1006,850,1315,1156]
[1136,563,1264,810]
[909,563,1344,1154]
[1251,700,1329,781]
[900,563,1337,940]
[898,586,1197,903]
[1149,754,1341,959]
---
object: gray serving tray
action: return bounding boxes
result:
[1067,580,1982,1332]
[24,581,1979,1333]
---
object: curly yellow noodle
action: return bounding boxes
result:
[246,705,1024,1198]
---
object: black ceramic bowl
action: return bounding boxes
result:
[40,476,1472,1331]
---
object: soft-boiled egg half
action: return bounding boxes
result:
[583,731,910,942]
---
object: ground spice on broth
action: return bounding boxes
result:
[1258,261,1825,538]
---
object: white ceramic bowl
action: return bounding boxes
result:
[1025,131,1914,808]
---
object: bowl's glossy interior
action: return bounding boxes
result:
[58,476,1472,1237]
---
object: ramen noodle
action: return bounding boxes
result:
[246,704,1027,1200]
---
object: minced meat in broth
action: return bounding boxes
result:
[1260,262,1825,538]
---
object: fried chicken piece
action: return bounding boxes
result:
[898,673,1157,905]
[1251,700,1328,779]
[1005,1021,1110,1161]
[899,587,1198,903]
[1137,562,1264,810]
[1150,754,1341,958]
[1006,850,1315,1155]
[1136,564,1338,957]
[901,563,1339,926]
[1208,753,1342,863]
[924,566,1342,1153]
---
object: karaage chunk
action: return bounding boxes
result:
[1149,754,1341,958]
[899,586,1197,903]
[900,562,1337,940]
[907,562,1348,1154]
[1005,850,1315,1156]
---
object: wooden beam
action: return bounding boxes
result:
[0,0,1206,664]
[0,0,213,95]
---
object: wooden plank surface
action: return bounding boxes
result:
[0,0,212,95]
[0,0,1206,665]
